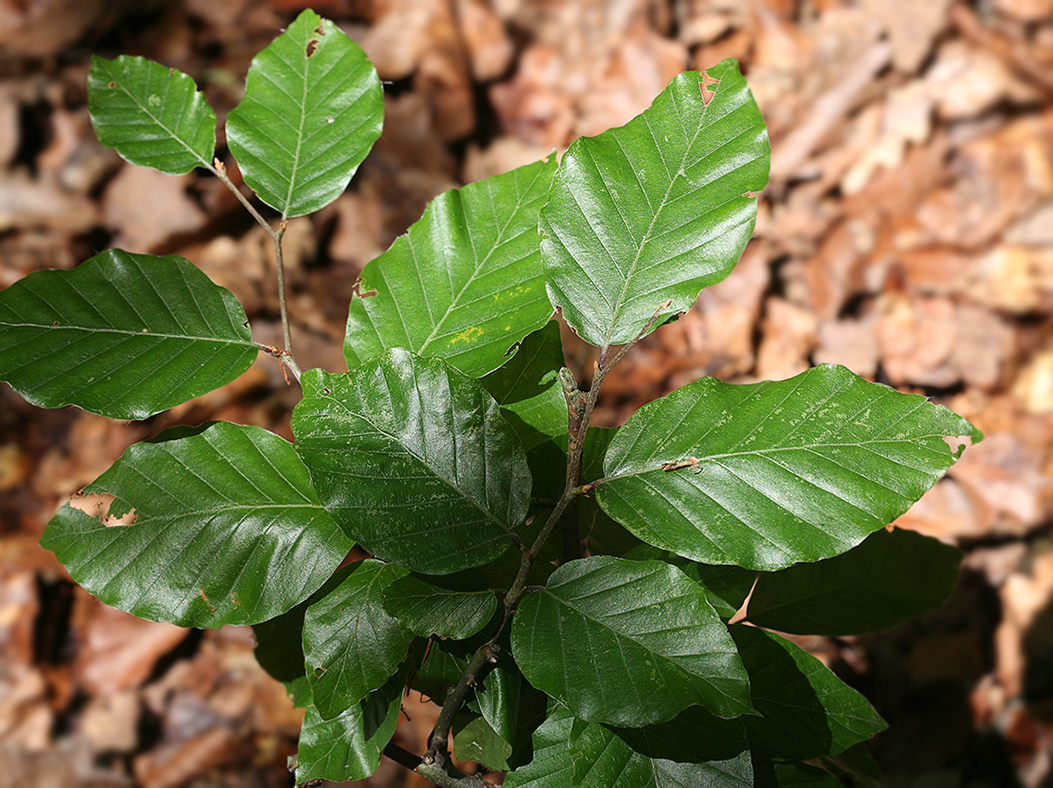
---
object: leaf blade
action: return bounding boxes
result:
[226,9,383,217]
[88,55,216,174]
[295,668,405,783]
[40,422,353,628]
[542,60,769,347]
[345,157,558,377]
[293,350,530,574]
[746,528,961,635]
[510,556,751,727]
[303,560,413,719]
[383,574,498,639]
[597,364,982,570]
[0,250,257,420]
[731,626,886,760]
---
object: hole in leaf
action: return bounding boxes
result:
[743,191,763,199]
[700,73,720,106]
[306,38,319,57]
[351,277,377,298]
[108,81,116,88]
[314,24,325,35]
[69,491,137,526]
[314,666,326,677]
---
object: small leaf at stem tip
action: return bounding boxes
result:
[226,9,383,218]
[88,55,216,175]
[542,59,770,347]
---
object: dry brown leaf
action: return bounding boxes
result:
[103,166,206,253]
[73,600,188,695]
[755,297,819,380]
[814,314,880,378]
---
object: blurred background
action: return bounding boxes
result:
[1,0,1052,786]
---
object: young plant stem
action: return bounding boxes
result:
[210,159,301,382]
[419,301,675,769]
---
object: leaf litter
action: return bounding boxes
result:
[1,0,1052,785]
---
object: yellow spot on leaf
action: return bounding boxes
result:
[450,326,483,344]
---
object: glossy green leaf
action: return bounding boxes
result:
[295,667,404,783]
[253,567,373,710]
[0,250,257,420]
[747,527,961,635]
[596,364,982,571]
[542,60,769,347]
[481,321,568,450]
[610,704,748,764]
[504,703,580,788]
[41,422,352,627]
[571,722,754,788]
[476,658,523,747]
[293,350,530,574]
[624,544,757,620]
[731,626,886,760]
[226,8,382,217]
[345,156,558,377]
[303,560,412,719]
[454,713,514,771]
[511,556,751,726]
[88,55,216,174]
[506,700,752,788]
[382,573,497,639]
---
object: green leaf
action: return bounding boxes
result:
[293,350,530,574]
[382,573,498,639]
[476,657,522,747]
[596,364,982,571]
[345,157,558,377]
[88,55,216,174]
[504,702,579,788]
[481,321,568,450]
[752,757,842,788]
[0,250,257,420]
[303,559,412,719]
[731,626,886,760]
[624,544,756,620]
[609,704,749,764]
[510,556,751,726]
[295,666,404,783]
[41,422,352,628]
[506,700,752,788]
[454,713,514,771]
[541,60,769,347]
[226,8,382,218]
[746,527,961,635]
[570,722,754,788]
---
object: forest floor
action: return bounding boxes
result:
[1,1,1053,786]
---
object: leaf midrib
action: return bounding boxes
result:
[108,64,211,168]
[601,436,952,483]
[417,166,550,355]
[0,321,256,345]
[311,388,517,537]
[542,578,734,690]
[601,77,713,347]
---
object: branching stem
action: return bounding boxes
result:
[415,300,675,775]
[211,158,300,382]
